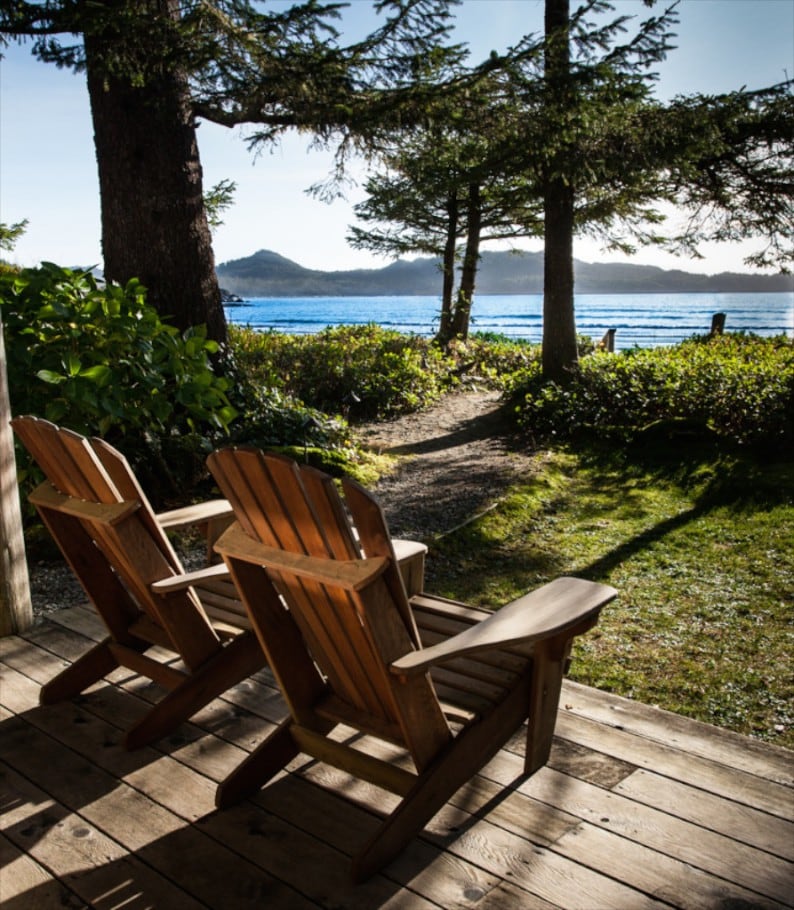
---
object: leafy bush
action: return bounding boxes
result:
[508,334,794,446]
[229,323,456,419]
[219,344,351,451]
[1,263,236,498]
[454,333,541,385]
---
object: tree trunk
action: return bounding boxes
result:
[542,178,578,380]
[448,183,482,341]
[542,0,579,382]
[435,189,459,346]
[84,1,226,344]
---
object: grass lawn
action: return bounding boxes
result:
[427,442,793,749]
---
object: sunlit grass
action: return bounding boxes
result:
[427,444,794,748]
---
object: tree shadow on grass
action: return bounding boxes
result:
[427,438,791,600]
[564,439,791,580]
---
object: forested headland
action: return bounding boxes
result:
[216,248,794,298]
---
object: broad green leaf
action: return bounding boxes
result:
[37,369,66,385]
[67,353,81,376]
[79,364,113,386]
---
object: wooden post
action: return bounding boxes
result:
[0,311,33,635]
[710,313,726,336]
[600,328,616,352]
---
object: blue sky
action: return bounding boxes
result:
[1,0,792,275]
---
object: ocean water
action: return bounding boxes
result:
[225,292,794,351]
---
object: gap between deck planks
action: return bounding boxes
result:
[1,604,792,910]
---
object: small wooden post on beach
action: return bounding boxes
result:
[0,311,33,636]
[600,328,616,352]
[710,312,726,336]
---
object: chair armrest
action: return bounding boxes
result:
[392,538,427,598]
[391,539,428,560]
[391,577,616,676]
[156,499,234,531]
[151,562,230,595]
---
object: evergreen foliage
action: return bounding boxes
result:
[346,0,792,374]
[0,1,466,339]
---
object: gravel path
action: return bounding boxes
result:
[28,390,533,616]
[355,389,535,542]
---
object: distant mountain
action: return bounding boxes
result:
[216,249,794,298]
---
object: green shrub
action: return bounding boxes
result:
[1,263,236,499]
[230,323,455,419]
[508,334,794,446]
[455,333,541,385]
[225,325,292,391]
[221,352,352,452]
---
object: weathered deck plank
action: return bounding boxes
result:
[0,830,73,910]
[1,607,792,909]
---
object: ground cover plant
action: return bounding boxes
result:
[229,323,456,419]
[1,265,380,502]
[506,333,794,447]
[426,442,793,748]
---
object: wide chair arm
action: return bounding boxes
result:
[151,562,231,596]
[157,498,235,563]
[29,481,140,524]
[391,577,617,677]
[156,498,234,531]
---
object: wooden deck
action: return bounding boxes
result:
[1,603,792,910]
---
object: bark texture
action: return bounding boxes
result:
[448,183,482,341]
[84,2,226,343]
[542,0,579,381]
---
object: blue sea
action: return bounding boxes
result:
[225,292,794,351]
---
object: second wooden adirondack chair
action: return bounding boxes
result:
[207,447,617,881]
[12,416,267,749]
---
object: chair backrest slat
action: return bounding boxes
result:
[342,478,422,645]
[14,417,120,503]
[89,436,182,570]
[258,454,334,557]
[300,467,362,560]
[277,572,399,718]
[212,448,296,547]
[209,449,396,718]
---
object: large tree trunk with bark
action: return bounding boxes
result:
[542,180,578,381]
[542,0,579,382]
[84,2,226,343]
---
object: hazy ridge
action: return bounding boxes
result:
[217,249,793,298]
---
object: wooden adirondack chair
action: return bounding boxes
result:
[11,416,267,749]
[207,447,617,881]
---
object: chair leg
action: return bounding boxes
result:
[39,639,119,704]
[123,632,266,750]
[216,717,301,809]
[524,636,569,775]
[352,675,533,882]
